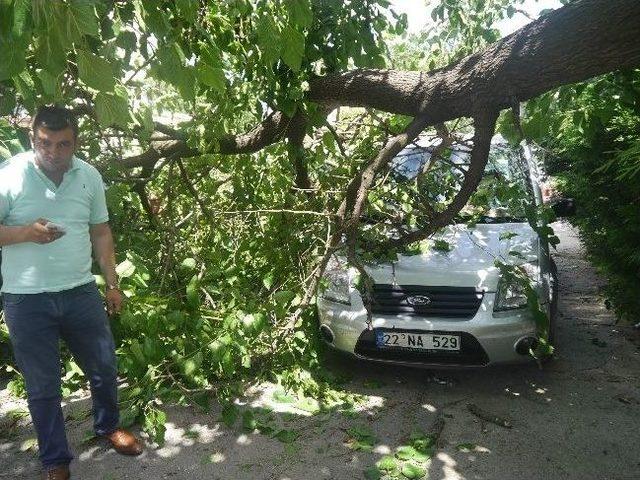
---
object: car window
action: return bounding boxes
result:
[390,146,434,179]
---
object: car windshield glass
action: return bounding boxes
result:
[390,138,533,222]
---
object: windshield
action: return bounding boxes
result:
[389,139,534,222]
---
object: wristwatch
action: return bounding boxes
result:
[106,283,120,291]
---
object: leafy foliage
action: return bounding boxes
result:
[0,0,407,440]
[522,69,640,323]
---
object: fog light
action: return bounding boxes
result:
[515,336,538,355]
[319,324,334,344]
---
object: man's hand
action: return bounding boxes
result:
[27,218,65,244]
[105,288,123,316]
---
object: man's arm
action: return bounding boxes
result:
[89,222,122,315]
[0,219,64,246]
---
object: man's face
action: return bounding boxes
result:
[32,126,77,174]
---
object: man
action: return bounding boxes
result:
[0,106,143,480]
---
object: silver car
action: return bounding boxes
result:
[318,138,563,367]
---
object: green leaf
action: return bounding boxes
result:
[286,0,313,29]
[241,352,251,369]
[499,231,519,241]
[37,70,58,98]
[256,16,281,66]
[119,407,140,428]
[19,437,38,452]
[13,71,36,109]
[508,250,526,259]
[81,429,96,443]
[433,239,451,252]
[294,397,320,414]
[281,25,305,72]
[273,429,298,443]
[262,272,274,290]
[129,340,146,366]
[242,410,257,432]
[143,406,167,445]
[375,456,399,473]
[116,259,136,277]
[12,0,31,37]
[345,425,376,451]
[135,0,170,35]
[195,64,226,92]
[363,379,384,389]
[401,463,426,479]
[364,467,382,480]
[0,35,27,81]
[272,389,295,404]
[33,11,68,76]
[396,445,430,463]
[221,403,239,428]
[273,290,295,306]
[95,87,131,128]
[241,313,266,333]
[256,421,274,435]
[0,94,16,116]
[176,0,198,23]
[153,41,195,100]
[181,257,197,269]
[193,392,211,412]
[68,0,100,38]
[183,429,200,440]
[77,50,116,92]
[396,445,417,461]
[186,274,200,309]
[181,352,202,377]
[409,432,434,453]
[116,30,137,52]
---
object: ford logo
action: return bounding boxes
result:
[406,295,432,306]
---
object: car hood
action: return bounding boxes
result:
[364,223,539,292]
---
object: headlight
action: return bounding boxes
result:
[320,256,351,305]
[494,262,539,311]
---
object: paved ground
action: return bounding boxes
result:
[1,221,639,479]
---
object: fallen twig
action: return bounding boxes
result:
[466,403,512,429]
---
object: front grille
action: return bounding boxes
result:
[354,329,489,366]
[370,284,484,319]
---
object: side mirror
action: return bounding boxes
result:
[547,197,576,217]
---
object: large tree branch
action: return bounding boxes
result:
[308,0,640,121]
[121,111,296,169]
[285,111,313,190]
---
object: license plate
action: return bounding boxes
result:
[375,331,460,351]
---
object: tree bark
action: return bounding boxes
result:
[308,0,640,122]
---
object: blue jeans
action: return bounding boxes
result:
[2,282,119,468]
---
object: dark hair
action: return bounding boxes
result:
[32,105,79,138]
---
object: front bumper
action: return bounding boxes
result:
[318,292,539,367]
